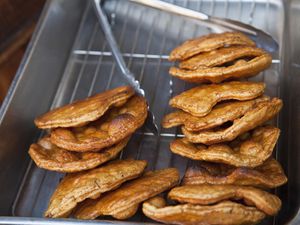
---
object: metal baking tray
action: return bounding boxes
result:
[0,0,299,224]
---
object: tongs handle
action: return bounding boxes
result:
[130,0,278,52]
[131,0,210,21]
[92,0,144,96]
[92,0,158,135]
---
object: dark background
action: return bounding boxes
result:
[0,0,46,103]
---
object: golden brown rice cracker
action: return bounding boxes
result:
[35,86,134,129]
[179,46,267,69]
[75,168,180,220]
[169,54,272,83]
[44,159,147,218]
[169,184,281,215]
[171,126,279,167]
[182,159,287,189]
[169,81,265,117]
[163,96,269,131]
[50,95,147,152]
[182,98,282,144]
[169,32,255,61]
[29,136,130,173]
[142,197,265,225]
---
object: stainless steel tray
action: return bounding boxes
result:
[0,0,299,224]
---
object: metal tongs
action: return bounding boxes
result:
[130,0,278,52]
[92,0,159,135]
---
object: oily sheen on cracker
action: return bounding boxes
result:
[50,95,147,151]
[29,136,130,172]
[142,197,265,225]
[171,126,279,167]
[169,81,265,117]
[35,86,134,129]
[44,159,146,218]
[170,46,272,83]
[179,46,268,70]
[182,98,282,144]
[183,159,287,188]
[163,96,268,131]
[75,168,179,220]
[169,32,255,61]
[169,184,281,216]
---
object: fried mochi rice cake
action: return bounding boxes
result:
[50,95,148,151]
[142,196,265,225]
[178,46,270,71]
[28,136,130,172]
[144,183,281,224]
[182,98,282,145]
[75,168,179,220]
[170,126,279,167]
[169,32,255,61]
[170,46,271,83]
[168,185,281,216]
[169,81,265,117]
[35,86,135,129]
[168,32,271,83]
[163,96,268,131]
[183,158,287,189]
[44,159,147,218]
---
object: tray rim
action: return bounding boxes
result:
[0,0,299,224]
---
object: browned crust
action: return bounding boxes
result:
[179,46,267,69]
[169,185,281,215]
[50,95,148,152]
[163,96,269,131]
[34,86,134,129]
[182,158,287,188]
[28,136,130,173]
[171,126,279,167]
[169,81,265,117]
[170,54,272,83]
[112,205,139,220]
[74,168,180,220]
[142,197,265,225]
[169,32,255,61]
[44,159,147,218]
[182,98,282,144]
